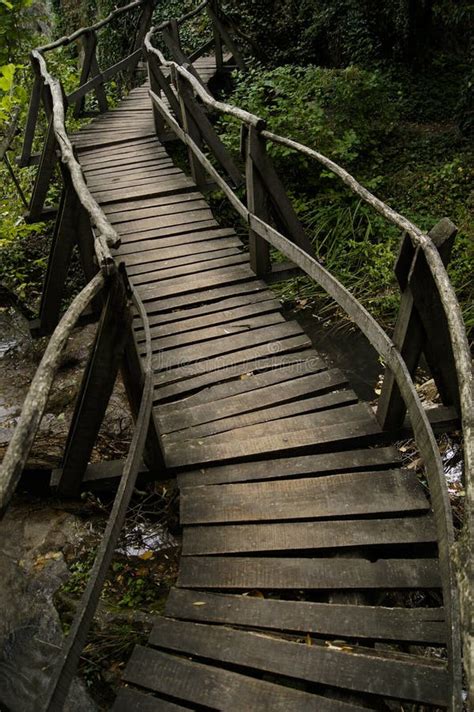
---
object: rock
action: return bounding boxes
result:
[0,504,98,712]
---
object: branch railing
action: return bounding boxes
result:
[145,27,472,709]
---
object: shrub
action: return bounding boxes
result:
[219,64,400,178]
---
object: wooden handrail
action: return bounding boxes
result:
[31,50,118,270]
[38,0,148,52]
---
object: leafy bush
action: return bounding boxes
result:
[219,64,400,177]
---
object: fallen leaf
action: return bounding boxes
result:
[305,633,312,646]
[193,601,206,606]
[139,551,154,561]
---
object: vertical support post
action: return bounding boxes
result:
[377,218,458,431]
[169,19,182,54]
[248,131,314,256]
[176,72,208,189]
[19,70,42,167]
[206,1,246,70]
[245,126,271,276]
[74,30,107,117]
[28,114,58,222]
[37,182,83,335]
[147,51,166,137]
[121,326,164,472]
[57,269,132,497]
[209,0,224,71]
[132,0,155,54]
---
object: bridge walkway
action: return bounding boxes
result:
[69,58,450,711]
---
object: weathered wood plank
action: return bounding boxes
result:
[177,556,441,590]
[182,514,437,555]
[126,244,243,276]
[165,419,382,467]
[171,401,375,446]
[151,321,303,371]
[165,391,357,442]
[130,253,249,287]
[112,688,188,712]
[152,339,318,402]
[149,618,448,704]
[180,469,429,524]
[118,228,237,254]
[91,176,195,203]
[123,646,360,711]
[165,588,446,644]
[159,369,348,433]
[177,446,402,487]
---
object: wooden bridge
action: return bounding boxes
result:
[0,1,472,710]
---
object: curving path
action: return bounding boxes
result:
[72,58,450,711]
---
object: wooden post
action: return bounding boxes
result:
[57,269,131,497]
[177,78,242,186]
[208,0,224,71]
[132,0,155,54]
[37,184,82,335]
[176,73,208,189]
[248,132,314,256]
[121,324,165,473]
[18,71,42,167]
[245,126,271,276]
[28,115,58,222]
[74,30,108,117]
[206,1,246,70]
[377,218,458,431]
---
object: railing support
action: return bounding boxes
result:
[245,126,271,276]
[378,218,458,431]
[74,29,108,117]
[206,0,246,70]
[27,114,58,222]
[176,72,208,189]
[37,183,83,335]
[18,70,42,167]
[56,269,131,497]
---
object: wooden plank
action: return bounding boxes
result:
[171,401,375,445]
[159,369,348,433]
[166,391,356,442]
[138,266,258,301]
[126,246,243,278]
[88,168,183,192]
[165,418,381,467]
[91,176,195,204]
[125,243,242,275]
[153,337,314,402]
[118,228,237,255]
[149,618,448,705]
[177,556,441,590]
[177,446,402,487]
[165,588,447,644]
[106,197,208,223]
[157,350,324,405]
[180,469,429,524]
[151,321,303,371]
[86,165,182,187]
[101,191,205,216]
[113,208,214,235]
[84,157,174,178]
[147,312,285,353]
[129,253,248,287]
[112,688,188,712]
[136,297,281,339]
[182,514,437,555]
[139,291,277,330]
[123,646,360,711]
[142,279,269,315]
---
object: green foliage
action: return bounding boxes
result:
[219,64,399,178]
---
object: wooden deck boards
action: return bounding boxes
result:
[76,56,449,710]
